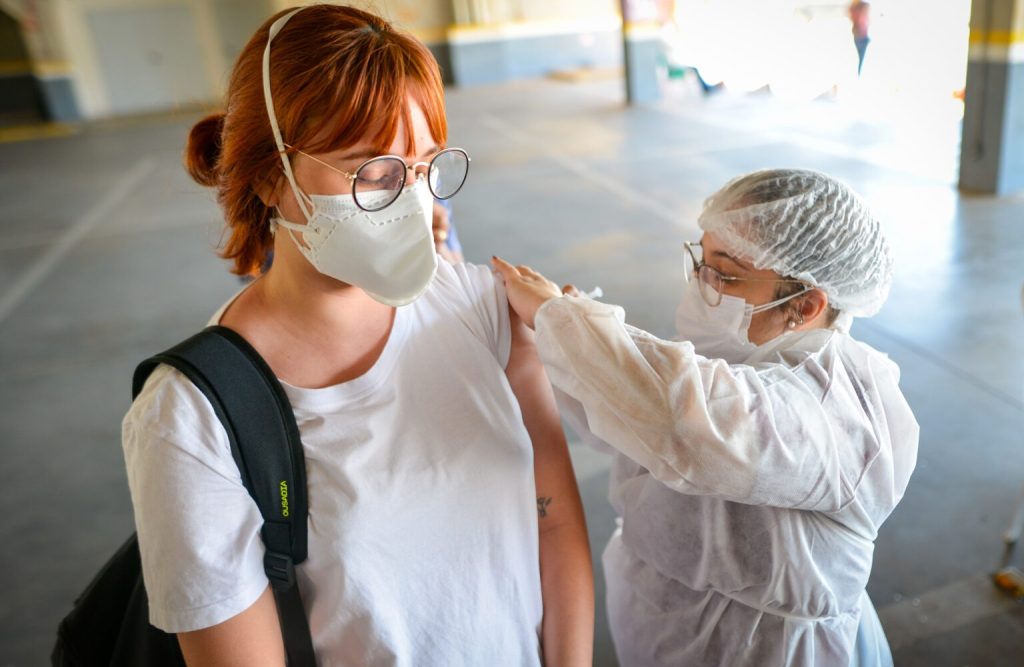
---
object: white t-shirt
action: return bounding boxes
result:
[122,261,543,666]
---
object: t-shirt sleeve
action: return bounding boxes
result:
[121,365,268,633]
[441,261,513,368]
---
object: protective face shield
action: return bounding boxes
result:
[262,8,437,307]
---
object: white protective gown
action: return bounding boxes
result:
[534,296,919,667]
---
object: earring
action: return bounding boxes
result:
[788,321,797,329]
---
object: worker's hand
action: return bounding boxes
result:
[491,256,563,329]
[561,284,582,297]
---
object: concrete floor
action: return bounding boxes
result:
[2,76,1023,665]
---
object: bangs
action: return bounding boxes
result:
[284,28,447,157]
[214,3,449,276]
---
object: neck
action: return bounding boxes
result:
[254,234,393,343]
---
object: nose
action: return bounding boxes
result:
[405,161,430,187]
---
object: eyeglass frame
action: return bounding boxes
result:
[683,241,811,309]
[285,144,471,212]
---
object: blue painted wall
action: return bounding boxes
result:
[449,29,622,86]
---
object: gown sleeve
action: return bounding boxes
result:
[553,386,617,456]
[534,296,887,511]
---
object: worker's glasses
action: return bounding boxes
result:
[288,146,471,212]
[684,241,809,308]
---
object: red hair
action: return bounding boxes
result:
[185,4,447,276]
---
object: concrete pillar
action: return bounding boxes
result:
[620,0,661,105]
[0,0,81,122]
[959,0,1024,194]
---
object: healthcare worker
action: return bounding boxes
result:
[493,169,919,667]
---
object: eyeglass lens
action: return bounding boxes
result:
[352,149,469,212]
[686,243,724,307]
[351,157,406,211]
[697,266,724,307]
[430,149,469,200]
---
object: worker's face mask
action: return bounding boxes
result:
[674,272,759,363]
[261,7,437,307]
[272,180,437,307]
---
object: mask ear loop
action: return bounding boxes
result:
[749,285,813,315]
[262,8,313,225]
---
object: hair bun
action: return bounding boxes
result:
[185,112,226,187]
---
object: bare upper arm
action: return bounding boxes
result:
[504,304,583,531]
[177,586,285,667]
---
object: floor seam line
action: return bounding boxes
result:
[858,319,1024,413]
[0,158,157,326]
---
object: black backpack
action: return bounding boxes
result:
[53,326,316,666]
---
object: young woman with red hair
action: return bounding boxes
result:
[121,5,593,665]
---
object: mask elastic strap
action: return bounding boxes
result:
[749,286,813,314]
[274,217,309,234]
[271,216,316,255]
[262,8,313,223]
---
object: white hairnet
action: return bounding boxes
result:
[697,169,893,318]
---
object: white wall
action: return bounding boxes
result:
[85,4,209,115]
[38,0,269,118]
[36,0,622,119]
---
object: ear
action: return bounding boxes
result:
[794,289,829,326]
[254,169,283,208]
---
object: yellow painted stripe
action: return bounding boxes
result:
[0,123,77,144]
[447,20,553,36]
[406,26,447,44]
[0,60,32,75]
[969,29,1024,46]
[447,16,620,41]
[32,60,73,77]
[0,59,72,77]
[623,20,661,39]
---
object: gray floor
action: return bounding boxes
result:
[2,77,1023,665]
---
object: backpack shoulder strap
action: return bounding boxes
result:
[132,325,315,666]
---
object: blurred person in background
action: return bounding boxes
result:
[849,0,871,75]
[433,199,464,262]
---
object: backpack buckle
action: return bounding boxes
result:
[264,551,296,591]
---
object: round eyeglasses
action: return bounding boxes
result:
[289,146,471,212]
[683,241,810,308]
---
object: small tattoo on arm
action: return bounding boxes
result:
[537,496,553,518]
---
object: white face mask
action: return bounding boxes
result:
[674,272,808,363]
[272,180,437,307]
[261,8,438,307]
[674,274,758,363]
